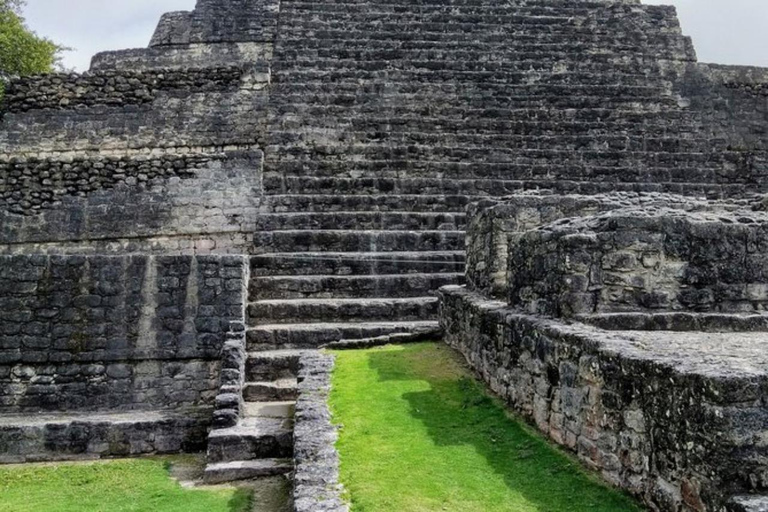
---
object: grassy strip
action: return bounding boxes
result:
[0,456,251,512]
[330,342,643,512]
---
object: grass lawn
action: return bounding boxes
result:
[330,342,644,512]
[0,456,251,512]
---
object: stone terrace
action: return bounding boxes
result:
[441,195,768,511]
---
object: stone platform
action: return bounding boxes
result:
[0,408,211,464]
[440,285,768,511]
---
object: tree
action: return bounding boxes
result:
[0,0,64,101]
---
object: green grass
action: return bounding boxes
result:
[0,456,251,512]
[330,342,644,512]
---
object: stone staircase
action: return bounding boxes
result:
[204,350,301,484]
[246,0,762,350]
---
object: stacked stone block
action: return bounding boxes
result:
[441,193,768,511]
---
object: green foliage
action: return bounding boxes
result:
[330,343,643,512]
[0,457,252,512]
[0,0,64,102]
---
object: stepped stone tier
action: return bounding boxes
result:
[1,0,767,509]
[441,194,768,511]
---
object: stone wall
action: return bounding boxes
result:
[0,254,247,412]
[508,208,768,316]
[0,149,262,253]
[465,193,724,299]
[439,285,768,512]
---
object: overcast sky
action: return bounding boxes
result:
[21,0,768,71]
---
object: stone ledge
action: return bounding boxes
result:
[0,408,211,464]
[439,285,768,511]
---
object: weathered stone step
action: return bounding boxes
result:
[246,350,303,381]
[247,320,440,350]
[250,251,465,276]
[269,112,698,135]
[262,176,733,198]
[253,229,465,253]
[250,273,464,300]
[206,417,294,463]
[727,495,768,512]
[271,83,669,100]
[269,132,723,154]
[249,297,439,324]
[276,20,684,38]
[270,97,680,118]
[204,459,294,485]
[254,211,466,231]
[243,379,299,402]
[263,194,479,213]
[270,144,742,162]
[276,31,689,49]
[205,458,293,484]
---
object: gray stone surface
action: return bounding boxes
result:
[440,285,768,512]
[293,351,348,512]
[0,255,247,412]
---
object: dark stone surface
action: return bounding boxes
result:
[440,285,768,512]
[0,255,247,412]
[293,351,348,512]
[507,207,768,316]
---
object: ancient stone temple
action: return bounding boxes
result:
[1,0,767,510]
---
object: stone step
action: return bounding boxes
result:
[254,211,466,231]
[268,133,724,154]
[253,229,466,253]
[269,145,744,163]
[247,320,440,350]
[276,61,676,79]
[727,495,768,512]
[243,401,296,419]
[250,273,465,300]
[268,116,694,135]
[262,176,734,197]
[275,35,690,54]
[271,83,670,100]
[204,459,294,484]
[280,1,681,20]
[250,251,466,276]
[263,194,479,212]
[249,297,439,324]
[243,379,300,402]
[276,20,684,37]
[269,98,683,119]
[206,417,294,463]
[246,350,304,381]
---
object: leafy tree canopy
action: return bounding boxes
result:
[0,0,65,101]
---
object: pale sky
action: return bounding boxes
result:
[21,0,768,72]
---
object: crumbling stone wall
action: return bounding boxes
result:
[465,193,726,299]
[0,254,247,412]
[440,286,768,512]
[508,208,768,316]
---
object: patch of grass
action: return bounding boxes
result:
[0,456,251,512]
[330,342,644,512]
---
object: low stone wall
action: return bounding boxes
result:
[508,208,768,316]
[439,285,768,512]
[293,351,348,512]
[0,410,210,464]
[0,254,247,413]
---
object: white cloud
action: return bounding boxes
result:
[20,0,768,71]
